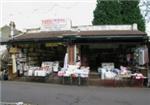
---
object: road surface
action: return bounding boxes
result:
[0,81,150,105]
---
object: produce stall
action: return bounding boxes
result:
[5,24,149,86]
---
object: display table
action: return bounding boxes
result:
[58,68,89,85]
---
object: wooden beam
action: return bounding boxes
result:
[68,44,75,65]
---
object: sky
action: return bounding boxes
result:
[0,0,150,35]
[0,0,96,30]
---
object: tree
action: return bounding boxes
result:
[93,0,145,32]
[120,0,145,31]
[93,0,122,25]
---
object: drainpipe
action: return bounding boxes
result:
[9,21,16,39]
[9,21,17,75]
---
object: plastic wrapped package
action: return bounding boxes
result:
[98,67,102,73]
[34,70,47,77]
[120,66,128,75]
[34,70,38,76]
[101,68,107,80]
[73,69,82,77]
[112,68,120,74]
[42,67,52,74]
[53,61,59,72]
[80,67,90,78]
[28,69,34,76]
[41,61,53,67]
[68,65,79,71]
[63,70,72,77]
[104,70,116,79]
[75,61,81,68]
[101,63,114,70]
[57,71,65,77]
[132,73,144,79]
[53,66,58,72]
[73,67,90,78]
[80,69,90,78]
[41,61,53,72]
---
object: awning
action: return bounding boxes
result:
[4,30,148,44]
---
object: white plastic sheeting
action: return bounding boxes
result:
[63,53,68,70]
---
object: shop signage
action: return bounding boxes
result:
[9,47,18,53]
[41,19,71,31]
[45,42,63,47]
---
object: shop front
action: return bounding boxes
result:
[6,26,149,86]
[74,31,149,86]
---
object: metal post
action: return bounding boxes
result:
[147,63,150,87]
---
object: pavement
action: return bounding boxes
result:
[0,81,150,105]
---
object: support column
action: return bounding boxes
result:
[68,44,76,65]
[9,47,18,74]
[74,44,77,63]
[12,54,17,74]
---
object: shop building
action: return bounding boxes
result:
[3,21,150,86]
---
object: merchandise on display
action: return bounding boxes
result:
[24,61,59,77]
[98,63,132,80]
[57,64,90,78]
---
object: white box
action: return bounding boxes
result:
[101,63,114,70]
[36,70,47,77]
[28,70,34,76]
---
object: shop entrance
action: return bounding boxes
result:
[80,43,137,71]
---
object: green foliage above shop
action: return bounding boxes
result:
[120,0,145,31]
[92,0,145,32]
[92,0,122,25]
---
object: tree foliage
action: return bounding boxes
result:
[93,0,122,25]
[92,0,145,31]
